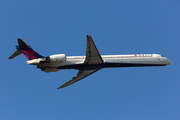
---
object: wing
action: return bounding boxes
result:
[57,35,104,89]
[84,35,104,64]
[57,69,100,89]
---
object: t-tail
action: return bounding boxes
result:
[8,39,44,60]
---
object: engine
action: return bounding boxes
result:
[47,54,66,62]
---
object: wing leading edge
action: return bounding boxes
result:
[57,35,104,89]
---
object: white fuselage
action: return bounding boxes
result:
[27,54,172,72]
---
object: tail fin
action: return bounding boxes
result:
[8,38,44,60]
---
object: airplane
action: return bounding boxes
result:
[8,35,172,89]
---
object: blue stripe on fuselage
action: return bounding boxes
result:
[57,62,168,70]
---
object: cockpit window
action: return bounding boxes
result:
[161,55,164,57]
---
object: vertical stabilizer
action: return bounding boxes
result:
[8,38,44,60]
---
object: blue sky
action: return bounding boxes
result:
[0,0,179,120]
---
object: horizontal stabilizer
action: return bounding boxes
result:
[8,38,44,60]
[8,49,22,59]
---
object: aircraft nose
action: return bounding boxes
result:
[166,59,172,65]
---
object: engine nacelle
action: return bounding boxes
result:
[48,54,66,62]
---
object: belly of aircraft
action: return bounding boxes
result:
[57,62,167,70]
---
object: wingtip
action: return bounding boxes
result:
[17,38,22,40]
[86,35,91,37]
[57,86,63,89]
